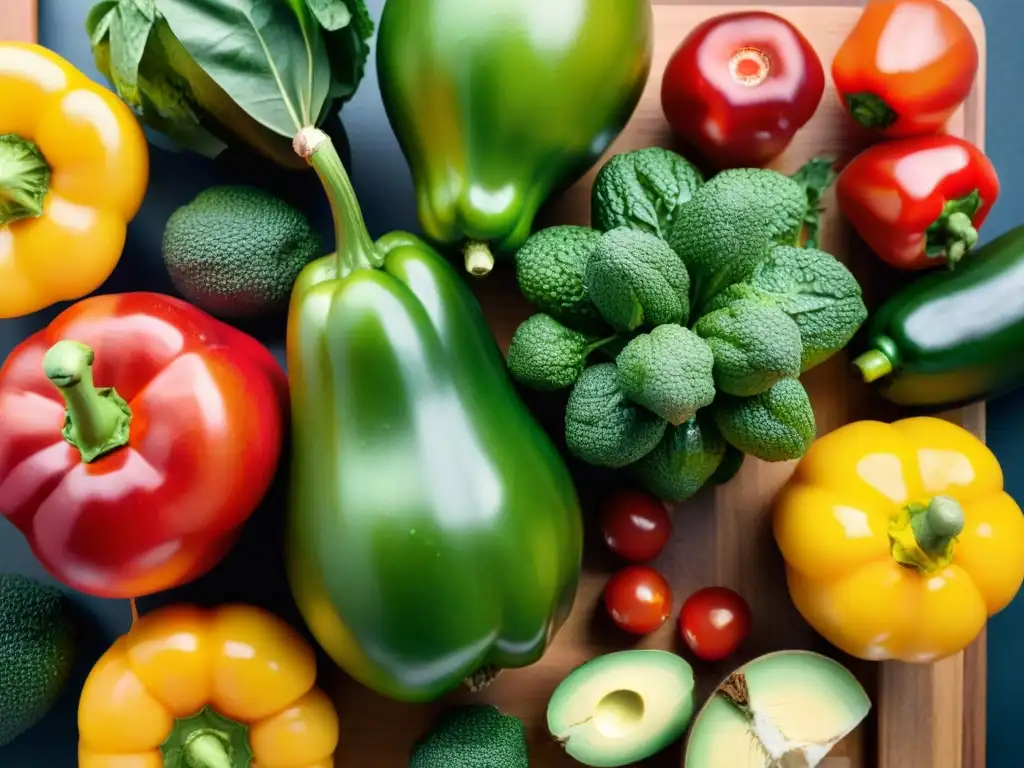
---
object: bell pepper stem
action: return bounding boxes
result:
[294,126,383,277]
[845,92,898,130]
[851,349,892,383]
[464,240,495,277]
[43,341,132,463]
[0,133,51,226]
[911,496,965,556]
[184,732,233,768]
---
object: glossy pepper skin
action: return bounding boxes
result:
[837,135,999,269]
[0,43,148,319]
[774,418,1024,663]
[0,293,286,599]
[832,0,979,137]
[661,11,825,169]
[78,604,338,768]
[286,128,583,703]
[376,0,653,277]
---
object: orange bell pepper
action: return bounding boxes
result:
[0,43,148,319]
[773,417,1024,663]
[78,604,339,768]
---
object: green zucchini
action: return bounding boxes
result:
[852,224,1024,408]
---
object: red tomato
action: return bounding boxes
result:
[679,587,751,661]
[603,566,672,635]
[661,11,825,169]
[600,489,672,562]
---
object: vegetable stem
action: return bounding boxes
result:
[0,134,51,226]
[184,732,233,768]
[851,344,897,383]
[42,341,132,464]
[889,496,965,574]
[464,240,495,277]
[294,126,382,277]
[845,92,898,130]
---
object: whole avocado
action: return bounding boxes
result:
[0,574,77,746]
[409,705,529,768]
[162,186,322,318]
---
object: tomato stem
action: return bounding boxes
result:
[43,341,132,464]
[0,133,51,227]
[845,92,898,130]
[294,126,382,278]
[464,240,495,277]
[729,47,771,87]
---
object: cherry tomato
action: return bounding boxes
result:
[833,0,978,137]
[603,566,672,635]
[600,489,672,562]
[661,11,825,169]
[679,587,751,662]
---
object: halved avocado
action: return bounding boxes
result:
[547,649,695,767]
[684,650,871,767]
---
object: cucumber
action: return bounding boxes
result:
[851,224,1024,408]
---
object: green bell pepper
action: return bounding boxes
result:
[285,128,584,703]
[376,0,654,277]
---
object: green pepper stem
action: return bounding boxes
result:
[42,341,132,464]
[850,349,893,383]
[845,92,898,130]
[294,126,383,277]
[0,134,51,227]
[464,240,495,277]
[911,496,965,556]
[184,732,233,768]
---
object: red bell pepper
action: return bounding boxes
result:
[836,135,999,270]
[661,11,825,169]
[0,292,287,598]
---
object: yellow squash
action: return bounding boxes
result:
[774,417,1024,663]
[78,604,338,768]
[0,43,148,319]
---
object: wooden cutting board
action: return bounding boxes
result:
[332,1,989,767]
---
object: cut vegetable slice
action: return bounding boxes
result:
[684,650,870,767]
[548,650,695,767]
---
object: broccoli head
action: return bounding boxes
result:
[693,298,803,396]
[584,227,691,333]
[506,314,611,391]
[630,413,727,502]
[712,378,816,462]
[615,325,716,425]
[564,363,666,468]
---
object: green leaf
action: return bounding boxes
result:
[320,1,373,105]
[85,1,119,46]
[304,0,351,31]
[108,0,156,109]
[156,0,331,137]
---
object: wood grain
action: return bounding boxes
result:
[327,1,992,766]
[0,0,36,43]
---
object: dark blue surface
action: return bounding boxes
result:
[0,0,1022,765]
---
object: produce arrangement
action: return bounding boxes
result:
[0,0,1022,767]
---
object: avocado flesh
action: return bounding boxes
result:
[547,649,695,767]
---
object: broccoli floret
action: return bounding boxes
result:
[712,378,816,462]
[667,160,834,311]
[162,185,322,318]
[410,705,528,768]
[630,414,727,502]
[741,245,868,372]
[564,363,666,468]
[584,227,691,332]
[507,314,612,391]
[693,298,803,396]
[616,325,716,425]
[514,225,606,331]
[591,147,704,237]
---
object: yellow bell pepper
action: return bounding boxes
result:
[773,417,1024,664]
[78,604,339,768]
[0,42,148,319]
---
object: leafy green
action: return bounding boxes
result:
[564,364,666,468]
[514,226,606,331]
[713,378,816,462]
[616,325,716,425]
[585,227,690,332]
[630,414,727,503]
[507,314,612,391]
[591,147,704,237]
[693,299,803,396]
